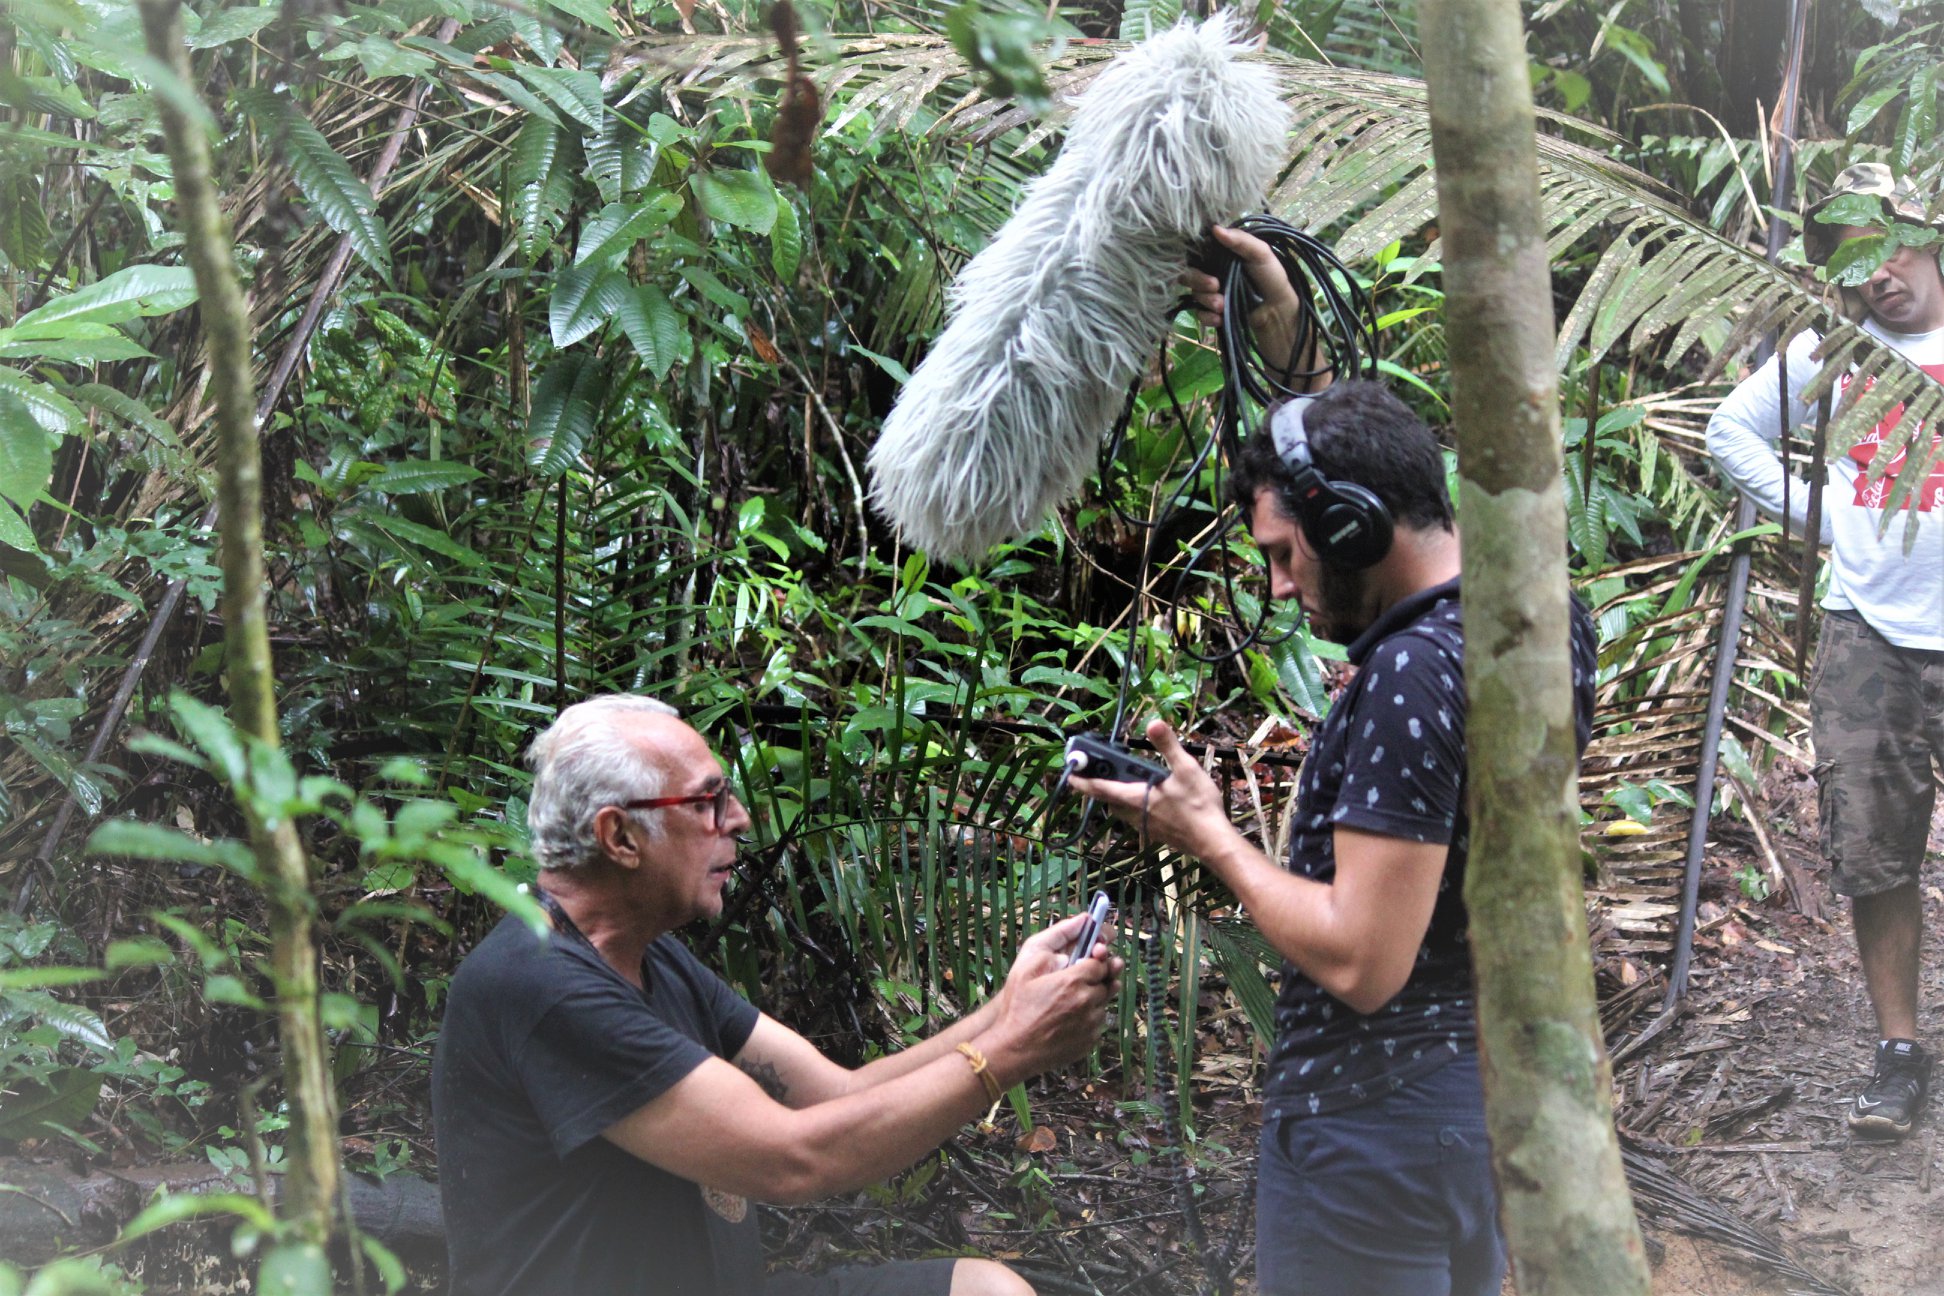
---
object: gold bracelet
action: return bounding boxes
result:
[955,1042,1004,1103]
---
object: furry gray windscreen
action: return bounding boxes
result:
[867,14,1291,562]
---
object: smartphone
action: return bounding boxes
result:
[1066,891,1113,966]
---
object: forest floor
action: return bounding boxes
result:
[1608,762,1944,1296]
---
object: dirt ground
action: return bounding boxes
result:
[1619,763,1944,1296]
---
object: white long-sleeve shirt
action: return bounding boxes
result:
[1705,320,1944,651]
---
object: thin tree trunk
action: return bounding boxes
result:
[135,0,342,1249]
[1417,0,1652,1291]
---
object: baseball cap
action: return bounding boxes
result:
[1809,162,1939,238]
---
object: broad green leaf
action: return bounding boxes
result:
[614,285,686,379]
[345,515,485,566]
[258,1242,332,1296]
[692,169,777,235]
[771,196,802,281]
[0,391,54,507]
[573,196,680,267]
[105,936,174,969]
[184,6,279,48]
[511,65,605,133]
[1815,193,1888,229]
[0,502,36,553]
[587,115,653,204]
[5,990,110,1051]
[509,118,579,261]
[548,262,629,348]
[10,264,197,336]
[0,73,93,119]
[86,820,256,875]
[539,0,620,34]
[1827,233,1891,286]
[241,91,391,280]
[119,1191,276,1244]
[0,336,152,363]
[335,34,436,80]
[679,265,749,317]
[1896,64,1936,175]
[366,460,482,494]
[361,861,416,892]
[67,382,180,456]
[849,344,911,385]
[0,173,49,268]
[167,692,249,786]
[438,850,548,935]
[527,354,607,475]
[0,371,81,436]
[0,965,104,989]
[0,1067,99,1141]
[1847,83,1904,135]
[358,1235,408,1296]
[462,68,563,128]
[21,1255,128,1296]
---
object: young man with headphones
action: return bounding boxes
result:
[1074,350,1597,1293]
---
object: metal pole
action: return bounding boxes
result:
[1666,0,1812,1005]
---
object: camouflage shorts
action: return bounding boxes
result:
[1809,610,1944,897]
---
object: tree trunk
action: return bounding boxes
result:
[0,1160,443,1269]
[1417,1,1653,1292]
[135,0,342,1249]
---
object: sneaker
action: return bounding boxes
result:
[1848,1039,1930,1139]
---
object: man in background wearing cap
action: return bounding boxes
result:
[1707,163,1944,1140]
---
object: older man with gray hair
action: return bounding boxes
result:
[432,694,1121,1296]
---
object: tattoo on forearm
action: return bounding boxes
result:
[739,1058,788,1102]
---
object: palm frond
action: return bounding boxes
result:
[618,34,1939,485]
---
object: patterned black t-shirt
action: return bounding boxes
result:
[1262,578,1596,1121]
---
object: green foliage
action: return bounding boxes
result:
[5,3,1936,1280]
[946,1,1066,113]
[0,1256,142,1296]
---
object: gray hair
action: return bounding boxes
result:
[526,694,681,872]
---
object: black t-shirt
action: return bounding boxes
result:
[432,913,762,1296]
[1262,578,1596,1120]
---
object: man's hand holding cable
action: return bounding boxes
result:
[1179,224,1321,390]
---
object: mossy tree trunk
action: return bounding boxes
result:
[1417,0,1652,1291]
[135,0,342,1249]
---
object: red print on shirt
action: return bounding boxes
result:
[1837,362,1944,512]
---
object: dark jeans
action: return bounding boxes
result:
[1256,1055,1503,1296]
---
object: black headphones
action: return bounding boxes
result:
[1269,397,1393,570]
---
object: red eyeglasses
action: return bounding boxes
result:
[619,784,734,832]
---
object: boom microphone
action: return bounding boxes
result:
[867,14,1291,562]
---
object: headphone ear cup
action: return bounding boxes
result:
[1304,481,1392,569]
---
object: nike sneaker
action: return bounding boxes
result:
[1848,1039,1930,1139]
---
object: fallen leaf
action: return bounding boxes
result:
[1016,1125,1056,1153]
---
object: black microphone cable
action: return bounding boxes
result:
[1089,213,1378,740]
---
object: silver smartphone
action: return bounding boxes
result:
[1066,891,1113,967]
